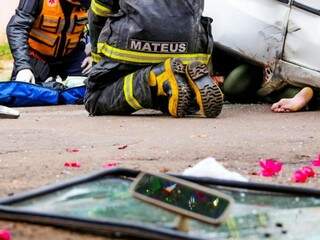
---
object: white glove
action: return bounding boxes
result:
[81,56,93,75]
[16,69,35,84]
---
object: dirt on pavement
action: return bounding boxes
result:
[0,104,319,239]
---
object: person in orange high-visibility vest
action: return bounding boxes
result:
[7,0,92,84]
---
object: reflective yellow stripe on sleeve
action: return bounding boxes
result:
[91,0,112,17]
[123,73,143,110]
[91,52,103,63]
[98,43,211,65]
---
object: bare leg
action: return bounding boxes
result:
[271,87,314,113]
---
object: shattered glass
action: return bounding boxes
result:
[8,178,320,239]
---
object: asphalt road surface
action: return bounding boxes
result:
[0,104,319,239]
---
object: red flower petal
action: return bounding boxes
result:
[0,230,11,240]
[71,162,81,168]
[312,160,320,167]
[102,162,118,169]
[64,162,81,168]
[261,169,275,177]
[64,162,71,167]
[311,154,320,167]
[292,170,309,183]
[259,159,283,177]
[301,166,316,178]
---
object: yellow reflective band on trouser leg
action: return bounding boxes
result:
[97,43,211,65]
[91,0,112,17]
[123,73,143,110]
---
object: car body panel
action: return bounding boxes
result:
[284,1,320,72]
[204,0,291,65]
[205,0,320,88]
[275,60,320,88]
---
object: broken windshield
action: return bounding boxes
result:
[6,177,320,240]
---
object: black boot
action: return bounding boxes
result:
[185,62,224,118]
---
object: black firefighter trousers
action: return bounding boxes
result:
[84,58,159,115]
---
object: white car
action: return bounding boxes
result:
[205,0,320,92]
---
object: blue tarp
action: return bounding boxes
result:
[0,82,85,107]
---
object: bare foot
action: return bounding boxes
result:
[271,87,314,113]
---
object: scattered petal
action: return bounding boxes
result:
[118,145,128,150]
[261,169,276,177]
[301,166,316,178]
[312,154,320,167]
[312,160,320,167]
[0,230,11,240]
[64,162,81,168]
[66,148,80,153]
[259,159,283,177]
[292,170,309,183]
[64,162,71,167]
[102,162,118,169]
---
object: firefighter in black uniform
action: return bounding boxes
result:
[85,0,224,118]
[7,0,91,84]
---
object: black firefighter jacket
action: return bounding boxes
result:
[89,0,214,65]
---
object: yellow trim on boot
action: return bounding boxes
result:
[156,72,169,96]
[123,73,143,110]
[164,59,180,117]
[149,66,176,97]
[149,71,157,87]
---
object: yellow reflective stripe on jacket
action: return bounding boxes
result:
[98,43,211,65]
[91,0,112,17]
[123,73,143,110]
[91,52,103,63]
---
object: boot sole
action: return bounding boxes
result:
[186,63,224,118]
[166,59,191,118]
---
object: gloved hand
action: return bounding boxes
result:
[81,56,93,75]
[15,69,35,84]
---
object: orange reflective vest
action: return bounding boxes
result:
[28,0,87,58]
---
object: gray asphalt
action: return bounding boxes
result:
[0,104,319,239]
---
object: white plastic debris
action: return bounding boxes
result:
[183,157,248,182]
[0,105,20,119]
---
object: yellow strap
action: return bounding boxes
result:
[98,43,211,65]
[91,0,112,17]
[92,52,103,63]
[123,73,143,110]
